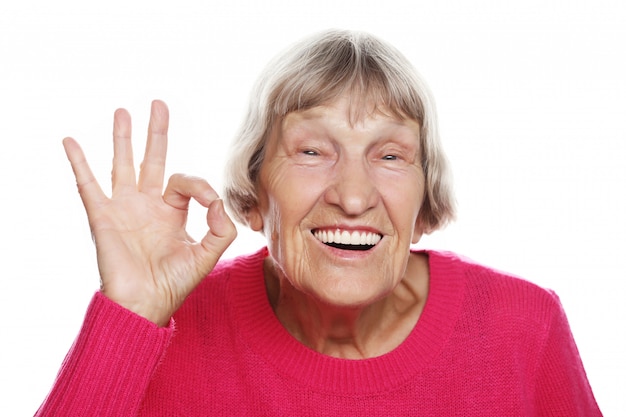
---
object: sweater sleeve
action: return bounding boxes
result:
[533,291,602,416]
[35,292,174,417]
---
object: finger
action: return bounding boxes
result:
[63,137,107,213]
[162,174,220,211]
[200,199,237,265]
[111,108,136,195]
[138,100,169,195]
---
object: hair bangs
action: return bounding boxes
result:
[268,34,425,126]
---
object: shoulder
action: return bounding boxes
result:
[426,250,563,327]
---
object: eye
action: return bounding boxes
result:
[382,154,400,161]
[302,149,320,156]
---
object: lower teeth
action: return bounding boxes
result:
[326,242,373,251]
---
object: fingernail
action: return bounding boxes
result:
[214,199,225,218]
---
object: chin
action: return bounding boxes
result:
[313,282,390,309]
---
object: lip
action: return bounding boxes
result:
[312,224,383,234]
[310,226,384,257]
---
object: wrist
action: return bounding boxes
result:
[100,290,173,327]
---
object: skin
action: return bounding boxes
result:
[248,95,430,359]
[63,100,237,327]
[64,98,429,358]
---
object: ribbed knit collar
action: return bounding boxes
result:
[230,247,466,394]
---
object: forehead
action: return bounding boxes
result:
[281,97,421,134]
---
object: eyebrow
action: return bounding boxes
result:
[284,108,418,131]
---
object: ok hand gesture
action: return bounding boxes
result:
[63,100,237,326]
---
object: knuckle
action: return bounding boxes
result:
[168,173,186,183]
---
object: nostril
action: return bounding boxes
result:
[323,171,380,215]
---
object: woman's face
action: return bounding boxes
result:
[248,95,426,308]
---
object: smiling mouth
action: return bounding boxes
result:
[312,229,382,251]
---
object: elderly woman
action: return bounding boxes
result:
[36,30,601,416]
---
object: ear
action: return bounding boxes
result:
[246,206,264,232]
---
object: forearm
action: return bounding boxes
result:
[35,292,174,417]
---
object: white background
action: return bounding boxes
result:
[1,1,624,415]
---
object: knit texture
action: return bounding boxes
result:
[36,249,602,416]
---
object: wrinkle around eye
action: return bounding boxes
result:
[374,148,414,164]
[290,149,336,168]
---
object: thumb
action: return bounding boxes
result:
[200,199,237,261]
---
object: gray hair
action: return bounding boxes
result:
[224,29,455,232]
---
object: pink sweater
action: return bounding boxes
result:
[36,249,602,416]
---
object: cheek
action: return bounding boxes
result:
[266,170,327,218]
[260,177,318,254]
[377,173,425,229]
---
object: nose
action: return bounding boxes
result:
[324,155,380,216]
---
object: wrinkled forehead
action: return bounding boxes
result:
[278,92,421,132]
[280,95,421,134]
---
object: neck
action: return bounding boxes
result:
[263,253,429,359]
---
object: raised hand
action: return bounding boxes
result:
[63,100,237,326]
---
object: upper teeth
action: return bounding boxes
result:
[313,229,382,246]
